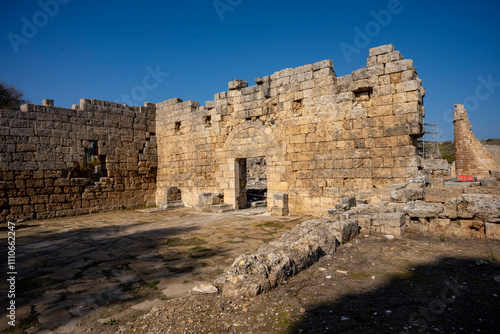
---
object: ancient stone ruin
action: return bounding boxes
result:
[1,44,499,243]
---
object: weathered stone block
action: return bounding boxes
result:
[424,188,464,203]
[456,194,500,220]
[403,201,444,218]
[372,213,405,236]
[390,188,423,203]
[486,222,500,240]
[369,44,394,57]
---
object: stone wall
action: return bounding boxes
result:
[156,44,425,216]
[453,104,499,178]
[0,99,157,223]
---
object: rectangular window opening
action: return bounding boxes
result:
[204,115,212,127]
[354,88,373,102]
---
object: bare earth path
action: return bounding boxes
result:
[1,208,309,333]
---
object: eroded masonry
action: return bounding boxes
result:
[1,44,499,238]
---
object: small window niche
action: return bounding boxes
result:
[292,99,303,115]
[204,115,212,128]
[175,121,181,133]
[83,140,106,183]
[354,88,373,103]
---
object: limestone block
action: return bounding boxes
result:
[395,80,420,92]
[352,68,369,81]
[403,201,444,218]
[458,220,485,238]
[312,59,333,71]
[372,212,405,236]
[273,193,288,207]
[390,188,423,203]
[456,194,500,220]
[385,59,414,74]
[422,159,449,171]
[271,207,289,216]
[424,188,463,203]
[388,51,403,62]
[341,196,356,209]
[228,79,248,90]
[369,44,394,57]
[485,222,500,240]
[480,177,499,188]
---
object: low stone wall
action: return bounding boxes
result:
[332,178,500,239]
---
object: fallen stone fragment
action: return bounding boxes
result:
[221,217,358,297]
[192,284,218,294]
[336,270,348,275]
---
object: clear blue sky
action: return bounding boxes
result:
[1,0,499,140]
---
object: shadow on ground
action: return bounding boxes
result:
[1,219,229,332]
[293,257,500,334]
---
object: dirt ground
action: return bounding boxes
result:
[0,208,310,334]
[2,209,500,334]
[117,233,500,334]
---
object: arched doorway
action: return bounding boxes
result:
[217,120,283,210]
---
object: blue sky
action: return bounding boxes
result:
[1,0,499,140]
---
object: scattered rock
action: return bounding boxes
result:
[383,235,395,240]
[480,177,499,188]
[192,284,218,294]
[475,259,489,266]
[336,270,348,275]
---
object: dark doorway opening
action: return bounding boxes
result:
[246,157,267,207]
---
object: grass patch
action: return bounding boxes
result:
[167,266,194,274]
[146,280,161,288]
[257,221,285,228]
[482,138,500,145]
[488,248,497,262]
[349,271,371,278]
[162,237,207,247]
[104,318,119,325]
[188,246,213,258]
